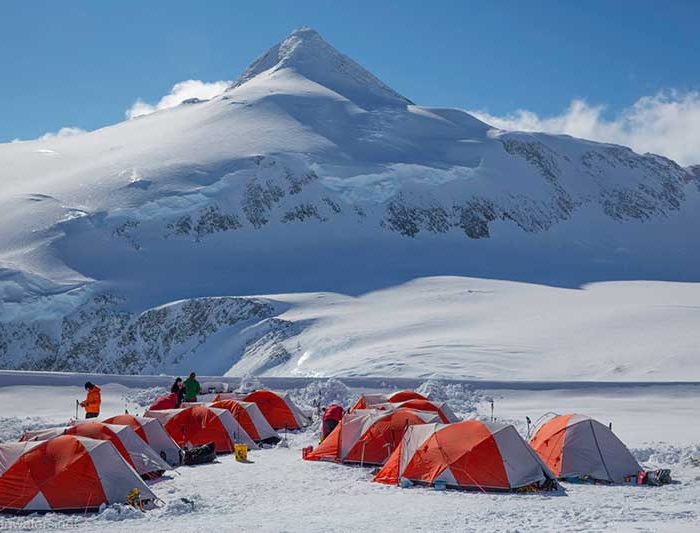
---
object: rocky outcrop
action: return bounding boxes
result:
[0,293,292,374]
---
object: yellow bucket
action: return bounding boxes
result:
[234,443,248,462]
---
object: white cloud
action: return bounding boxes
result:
[125,79,231,119]
[471,91,700,166]
[11,126,87,143]
[38,126,87,140]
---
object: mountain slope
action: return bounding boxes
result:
[0,28,698,377]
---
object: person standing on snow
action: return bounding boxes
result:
[321,403,344,439]
[183,372,201,403]
[171,377,185,407]
[80,382,101,419]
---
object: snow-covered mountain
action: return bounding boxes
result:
[1,28,698,377]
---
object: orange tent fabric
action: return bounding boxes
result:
[145,405,256,453]
[104,414,148,440]
[387,390,427,403]
[349,391,427,411]
[104,414,182,466]
[375,420,556,492]
[530,414,642,483]
[529,415,572,477]
[20,422,172,479]
[0,435,156,513]
[305,408,440,466]
[349,394,388,411]
[210,400,279,443]
[243,390,308,430]
[392,399,458,423]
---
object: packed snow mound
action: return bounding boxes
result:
[288,378,353,411]
[0,416,65,443]
[632,443,700,467]
[416,379,485,417]
[232,27,412,107]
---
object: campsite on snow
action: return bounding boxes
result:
[1,5,700,532]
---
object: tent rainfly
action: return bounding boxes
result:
[529,414,642,484]
[0,435,156,513]
[375,420,558,492]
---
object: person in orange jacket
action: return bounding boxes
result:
[80,382,101,419]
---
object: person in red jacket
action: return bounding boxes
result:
[80,382,101,419]
[321,404,344,439]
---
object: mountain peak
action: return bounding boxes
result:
[231,27,413,107]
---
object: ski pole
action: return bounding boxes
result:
[75,399,79,420]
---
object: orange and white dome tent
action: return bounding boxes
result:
[375,420,557,492]
[242,390,310,431]
[388,390,427,403]
[386,399,459,424]
[0,435,156,513]
[529,414,642,484]
[305,408,440,466]
[20,422,172,479]
[349,393,390,411]
[350,390,428,411]
[104,414,181,466]
[210,399,280,444]
[145,405,256,453]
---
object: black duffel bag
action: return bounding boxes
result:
[181,442,217,466]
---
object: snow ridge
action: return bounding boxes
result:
[231,27,413,107]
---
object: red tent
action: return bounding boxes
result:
[349,394,388,411]
[375,420,557,492]
[243,390,310,430]
[148,393,179,411]
[0,435,156,513]
[350,390,428,411]
[145,405,256,453]
[305,408,440,466]
[390,399,459,423]
[20,422,172,479]
[104,414,181,466]
[210,400,280,443]
[388,390,427,403]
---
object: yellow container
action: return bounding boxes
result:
[234,443,248,462]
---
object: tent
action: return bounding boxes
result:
[305,408,440,466]
[213,392,244,402]
[0,435,156,513]
[148,393,178,411]
[375,420,557,492]
[145,405,256,453]
[529,414,642,484]
[350,390,427,411]
[242,390,310,430]
[210,400,280,444]
[388,390,427,403]
[20,422,172,479]
[104,414,181,466]
[349,394,390,411]
[388,399,459,423]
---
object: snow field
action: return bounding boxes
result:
[0,375,698,531]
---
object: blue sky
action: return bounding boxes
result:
[1,0,699,160]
